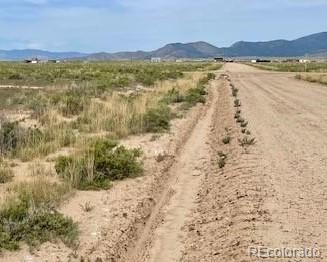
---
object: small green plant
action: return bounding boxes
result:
[231,86,239,97]
[80,201,94,212]
[222,128,232,144]
[240,121,248,128]
[239,136,256,147]
[236,117,245,123]
[217,151,227,169]
[234,99,241,107]
[234,111,241,119]
[222,136,231,144]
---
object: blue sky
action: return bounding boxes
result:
[0,0,326,53]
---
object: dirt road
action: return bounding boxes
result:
[129,63,327,262]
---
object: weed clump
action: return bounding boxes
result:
[0,121,21,155]
[231,86,239,97]
[143,105,172,133]
[55,139,143,190]
[222,127,232,144]
[239,136,256,147]
[0,179,77,251]
[217,151,227,169]
[160,88,185,104]
[234,99,241,107]
[0,160,13,183]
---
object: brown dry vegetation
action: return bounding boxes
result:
[0,61,220,255]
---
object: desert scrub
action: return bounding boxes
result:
[143,104,172,133]
[0,61,208,88]
[206,72,216,80]
[184,85,207,107]
[0,178,77,251]
[55,139,143,190]
[0,121,21,155]
[160,87,185,104]
[0,119,76,161]
[0,160,13,183]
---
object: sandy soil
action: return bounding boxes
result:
[2,64,327,262]
[182,63,327,261]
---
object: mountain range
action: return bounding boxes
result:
[1,32,327,61]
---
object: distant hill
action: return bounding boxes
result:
[1,32,327,61]
[85,32,327,60]
[0,49,88,61]
[85,42,221,60]
[221,32,327,57]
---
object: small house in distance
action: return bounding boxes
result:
[48,59,61,63]
[299,59,310,63]
[151,57,162,63]
[251,59,271,63]
[214,57,224,62]
[24,58,39,64]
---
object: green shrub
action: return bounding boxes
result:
[60,93,85,117]
[55,139,143,190]
[0,180,77,251]
[184,86,207,108]
[143,105,172,133]
[207,72,216,80]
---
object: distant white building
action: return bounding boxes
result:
[299,59,310,63]
[24,58,39,64]
[151,57,162,63]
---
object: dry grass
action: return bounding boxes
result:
[7,177,72,208]
[296,74,327,85]
[0,159,13,183]
[73,72,203,136]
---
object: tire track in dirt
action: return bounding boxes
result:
[127,74,227,262]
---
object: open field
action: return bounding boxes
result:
[1,61,327,262]
[295,73,327,85]
[246,61,327,72]
[0,61,221,260]
[247,62,327,86]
